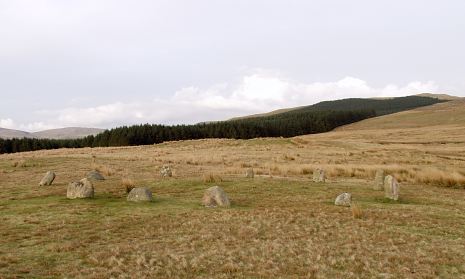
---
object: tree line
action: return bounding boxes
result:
[0,96,445,154]
[0,109,374,154]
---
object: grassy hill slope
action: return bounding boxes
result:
[338,99,465,130]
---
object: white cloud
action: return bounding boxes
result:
[0,118,15,129]
[1,72,439,132]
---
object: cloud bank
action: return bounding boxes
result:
[1,74,439,132]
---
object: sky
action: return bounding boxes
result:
[0,0,464,131]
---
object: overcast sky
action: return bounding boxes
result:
[1,0,464,131]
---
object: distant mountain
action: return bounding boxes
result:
[0,128,30,139]
[0,127,105,139]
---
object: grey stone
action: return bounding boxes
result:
[245,168,254,178]
[67,178,94,199]
[313,169,326,183]
[127,187,153,202]
[374,169,385,191]
[384,175,400,201]
[87,170,105,181]
[202,186,230,207]
[39,171,55,186]
[335,192,352,206]
[160,165,172,177]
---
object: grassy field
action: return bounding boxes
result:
[1,102,465,278]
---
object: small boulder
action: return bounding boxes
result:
[202,186,230,207]
[374,169,385,191]
[160,165,172,177]
[335,193,352,207]
[384,175,400,201]
[313,169,326,183]
[39,171,56,186]
[67,178,94,199]
[245,168,254,178]
[127,187,153,202]
[87,170,105,181]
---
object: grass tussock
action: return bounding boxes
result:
[11,159,38,168]
[93,164,115,177]
[202,173,223,183]
[121,178,136,193]
[351,203,363,219]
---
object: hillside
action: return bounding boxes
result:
[338,99,465,131]
[416,93,462,101]
[0,95,449,154]
[231,94,447,120]
[0,127,104,139]
[0,128,30,139]
[230,106,304,120]
[31,127,105,139]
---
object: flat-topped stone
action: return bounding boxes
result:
[127,187,153,202]
[87,170,105,181]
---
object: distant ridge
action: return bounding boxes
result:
[0,128,30,139]
[0,94,455,154]
[230,94,454,121]
[415,93,462,101]
[0,127,105,139]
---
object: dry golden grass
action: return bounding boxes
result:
[351,203,363,219]
[93,164,115,177]
[202,173,223,183]
[1,108,465,277]
[121,178,136,193]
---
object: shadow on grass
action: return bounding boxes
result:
[373,197,413,205]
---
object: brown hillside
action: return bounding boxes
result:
[337,99,465,131]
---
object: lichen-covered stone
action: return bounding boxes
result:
[384,175,400,201]
[39,171,55,186]
[335,192,352,207]
[374,169,385,191]
[127,187,153,202]
[313,169,326,183]
[245,168,254,178]
[67,178,94,199]
[202,186,230,207]
[87,170,105,181]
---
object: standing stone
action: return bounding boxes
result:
[245,168,254,178]
[374,170,385,191]
[202,186,230,207]
[39,171,56,186]
[384,175,400,201]
[87,170,105,181]
[67,178,94,199]
[335,192,352,207]
[313,169,326,183]
[127,187,153,202]
[160,165,172,177]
